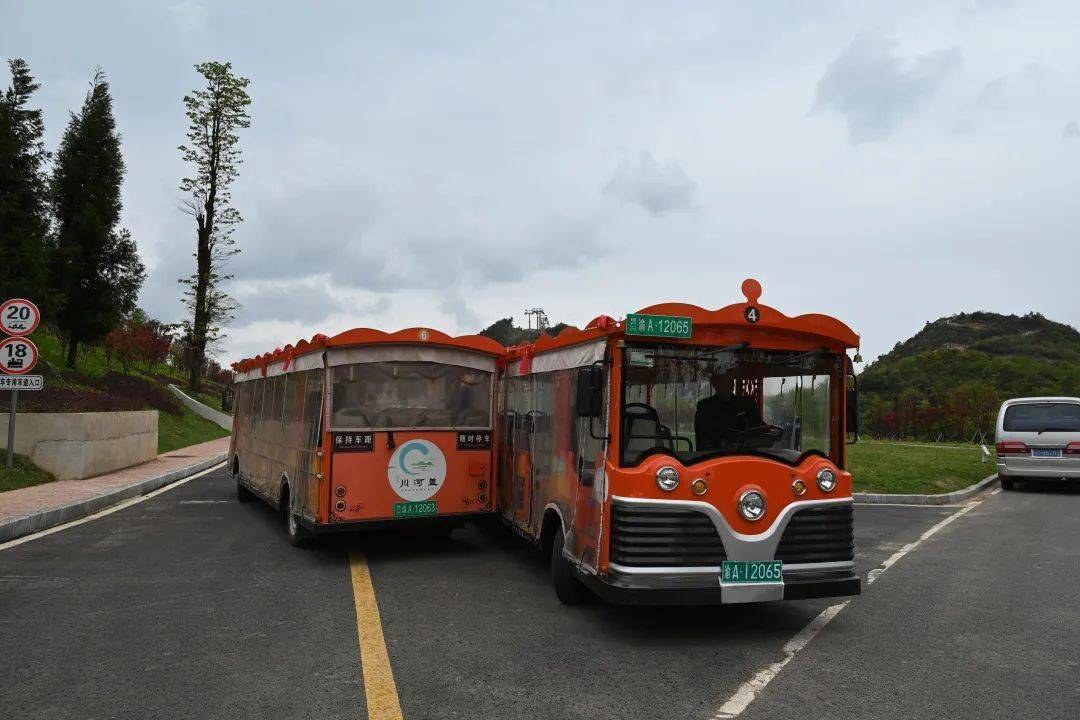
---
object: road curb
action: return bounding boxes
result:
[0,453,227,543]
[854,473,999,505]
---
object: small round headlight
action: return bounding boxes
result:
[792,479,807,496]
[816,468,837,492]
[656,466,680,491]
[691,478,708,495]
[739,490,766,521]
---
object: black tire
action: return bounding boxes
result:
[282,488,308,547]
[550,527,590,605]
[1000,475,1015,491]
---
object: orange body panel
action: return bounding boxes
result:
[328,431,492,521]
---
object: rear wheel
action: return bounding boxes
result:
[1000,475,1015,491]
[282,487,308,547]
[550,527,590,605]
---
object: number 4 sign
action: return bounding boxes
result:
[0,337,38,375]
[0,298,41,337]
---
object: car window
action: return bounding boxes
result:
[1003,402,1080,432]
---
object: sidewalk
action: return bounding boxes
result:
[0,437,229,543]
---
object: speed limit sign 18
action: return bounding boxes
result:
[0,337,38,375]
[0,298,41,337]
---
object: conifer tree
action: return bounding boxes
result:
[51,69,145,367]
[0,59,51,302]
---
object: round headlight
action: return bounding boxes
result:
[739,490,766,521]
[816,468,837,492]
[656,466,680,491]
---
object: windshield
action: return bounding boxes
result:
[1003,402,1080,433]
[621,344,838,466]
[331,361,492,429]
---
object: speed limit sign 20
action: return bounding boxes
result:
[0,337,38,375]
[0,298,40,336]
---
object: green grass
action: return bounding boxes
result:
[157,404,230,454]
[0,453,59,492]
[848,440,996,494]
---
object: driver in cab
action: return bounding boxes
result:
[695,372,764,452]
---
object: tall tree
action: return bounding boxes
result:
[51,69,145,367]
[178,61,251,392]
[0,59,51,302]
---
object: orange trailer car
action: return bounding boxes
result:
[498,279,862,604]
[230,327,505,544]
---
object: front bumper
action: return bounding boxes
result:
[584,565,861,605]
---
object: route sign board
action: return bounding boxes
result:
[0,298,41,337]
[625,313,692,339]
[0,375,42,391]
[0,337,38,374]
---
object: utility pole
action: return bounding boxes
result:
[524,308,549,331]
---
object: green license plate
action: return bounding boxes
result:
[721,560,783,584]
[393,501,438,518]
[625,313,692,339]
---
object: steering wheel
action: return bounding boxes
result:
[737,424,784,440]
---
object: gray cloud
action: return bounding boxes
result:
[603,151,696,215]
[1063,121,1080,140]
[232,277,348,325]
[814,32,962,143]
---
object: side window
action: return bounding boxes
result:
[303,369,325,448]
[271,375,286,424]
[286,372,305,424]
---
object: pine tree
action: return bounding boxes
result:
[178,61,251,392]
[51,69,145,367]
[0,59,51,302]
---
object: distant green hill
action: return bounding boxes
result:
[479,318,569,347]
[860,312,1080,440]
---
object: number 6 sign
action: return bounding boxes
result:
[0,298,41,337]
[0,337,38,375]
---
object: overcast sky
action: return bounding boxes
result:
[4,1,1078,365]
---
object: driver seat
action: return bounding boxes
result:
[623,403,673,457]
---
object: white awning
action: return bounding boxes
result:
[326,345,496,373]
[508,339,607,376]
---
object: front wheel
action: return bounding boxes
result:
[551,528,590,605]
[1000,475,1015,491]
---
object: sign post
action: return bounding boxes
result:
[1,299,42,470]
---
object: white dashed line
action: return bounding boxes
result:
[709,496,985,719]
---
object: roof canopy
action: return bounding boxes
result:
[507,278,860,362]
[232,327,505,374]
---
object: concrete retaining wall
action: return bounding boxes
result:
[0,410,158,481]
[167,384,233,431]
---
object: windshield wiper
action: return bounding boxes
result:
[1037,427,1075,434]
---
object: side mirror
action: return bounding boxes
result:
[575,365,603,418]
[846,374,859,444]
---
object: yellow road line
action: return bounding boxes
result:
[350,550,405,720]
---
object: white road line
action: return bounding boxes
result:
[855,502,962,508]
[0,462,225,551]
[990,488,1002,496]
[709,496,985,719]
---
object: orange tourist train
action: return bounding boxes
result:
[230,327,505,545]
[498,279,862,604]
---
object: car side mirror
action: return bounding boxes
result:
[846,374,859,444]
[575,365,603,418]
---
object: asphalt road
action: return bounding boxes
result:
[1,467,1076,720]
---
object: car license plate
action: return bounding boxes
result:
[721,560,783,584]
[393,501,438,518]
[1031,449,1063,458]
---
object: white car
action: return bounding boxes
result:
[995,397,1080,490]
